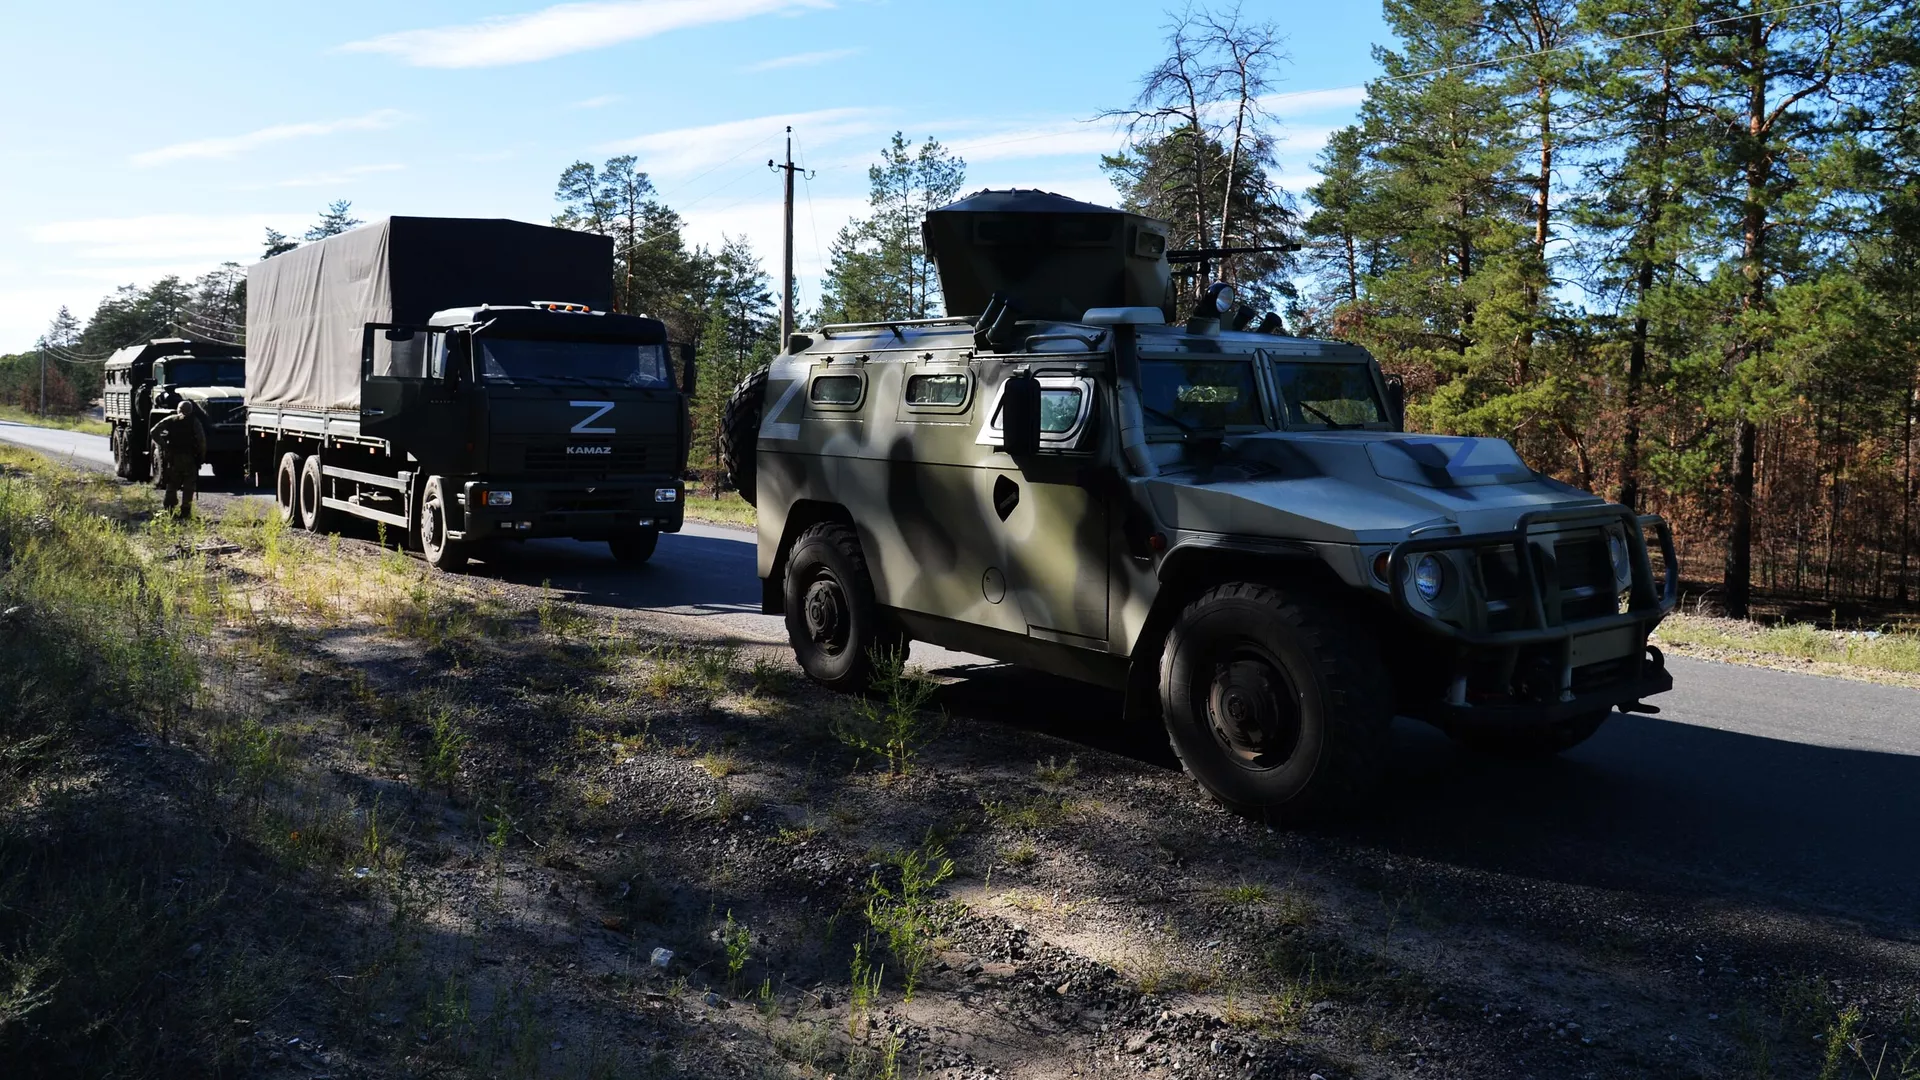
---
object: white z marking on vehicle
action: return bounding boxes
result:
[762,378,806,441]
[570,400,616,435]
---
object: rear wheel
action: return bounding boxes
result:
[1449,710,1611,758]
[419,488,468,572]
[299,454,334,534]
[275,452,305,528]
[608,527,660,565]
[782,522,906,691]
[111,427,130,479]
[719,367,768,506]
[1159,583,1390,820]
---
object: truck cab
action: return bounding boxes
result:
[725,190,1677,819]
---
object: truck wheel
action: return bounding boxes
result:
[420,489,468,572]
[782,521,906,692]
[299,455,335,534]
[1450,710,1610,758]
[1159,583,1390,820]
[111,428,130,479]
[148,441,167,489]
[719,367,768,506]
[275,452,305,528]
[608,528,659,565]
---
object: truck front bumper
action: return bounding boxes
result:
[1384,506,1680,728]
[452,478,684,542]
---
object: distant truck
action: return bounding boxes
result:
[102,339,248,482]
[245,217,694,570]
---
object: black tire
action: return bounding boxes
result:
[782,521,906,692]
[1449,710,1611,758]
[719,367,768,507]
[111,428,131,479]
[299,454,334,534]
[148,441,167,489]
[419,488,468,572]
[608,527,660,565]
[1159,583,1391,820]
[275,452,305,528]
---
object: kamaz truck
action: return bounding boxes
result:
[722,190,1677,819]
[246,217,693,570]
[103,338,248,483]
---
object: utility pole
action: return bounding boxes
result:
[769,127,799,347]
[38,337,46,415]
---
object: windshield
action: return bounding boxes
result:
[1271,362,1385,428]
[155,361,244,386]
[1139,358,1264,433]
[477,339,672,389]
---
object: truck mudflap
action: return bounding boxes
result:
[1383,506,1680,725]
[451,478,684,541]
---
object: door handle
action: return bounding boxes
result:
[993,475,1020,521]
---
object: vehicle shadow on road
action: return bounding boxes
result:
[470,533,763,616]
[930,661,1920,931]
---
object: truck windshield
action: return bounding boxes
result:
[156,361,244,386]
[1139,358,1264,432]
[477,339,672,389]
[1271,362,1384,429]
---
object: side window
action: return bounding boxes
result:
[1038,387,1083,433]
[809,373,864,408]
[426,333,446,380]
[905,373,969,406]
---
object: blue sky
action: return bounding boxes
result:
[0,0,1391,352]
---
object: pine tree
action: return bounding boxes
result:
[818,134,966,323]
[304,200,362,241]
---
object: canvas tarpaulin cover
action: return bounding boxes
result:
[246,217,614,413]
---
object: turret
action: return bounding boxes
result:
[922,190,1173,323]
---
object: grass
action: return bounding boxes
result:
[982,793,1076,831]
[680,490,756,528]
[1656,613,1920,678]
[832,646,945,775]
[0,404,110,436]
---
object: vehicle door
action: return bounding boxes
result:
[978,361,1110,644]
[361,324,469,473]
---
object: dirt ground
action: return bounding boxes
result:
[8,464,1918,1080]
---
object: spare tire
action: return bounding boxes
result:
[719,367,769,507]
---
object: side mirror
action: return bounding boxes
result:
[1000,372,1042,457]
[1385,374,1407,431]
[677,343,697,395]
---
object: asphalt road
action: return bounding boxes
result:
[6,418,1918,927]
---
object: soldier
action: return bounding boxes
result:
[149,400,207,519]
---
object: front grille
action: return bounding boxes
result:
[1553,531,1617,621]
[521,437,674,475]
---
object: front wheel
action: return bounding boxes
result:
[419,488,468,572]
[608,528,659,565]
[1159,583,1390,820]
[782,522,906,692]
[1449,710,1611,758]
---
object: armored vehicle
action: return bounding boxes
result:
[722,190,1678,817]
[246,217,694,571]
[103,338,248,483]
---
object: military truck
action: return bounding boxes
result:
[246,217,694,571]
[102,338,248,482]
[721,189,1678,817]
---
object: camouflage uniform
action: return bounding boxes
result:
[149,401,206,519]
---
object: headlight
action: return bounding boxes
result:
[1413,553,1445,602]
[485,491,514,507]
[1606,529,1631,584]
[654,488,678,503]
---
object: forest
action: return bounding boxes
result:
[6,0,1916,619]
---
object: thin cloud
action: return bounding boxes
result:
[259,163,406,189]
[32,214,300,262]
[132,110,405,167]
[744,47,859,72]
[601,107,881,175]
[943,120,1129,164]
[341,0,831,69]
[570,94,624,109]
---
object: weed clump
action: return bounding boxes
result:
[832,646,945,775]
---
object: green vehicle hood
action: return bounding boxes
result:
[1142,431,1605,545]
[174,385,246,402]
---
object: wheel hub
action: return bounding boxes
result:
[802,577,848,652]
[1205,656,1300,771]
